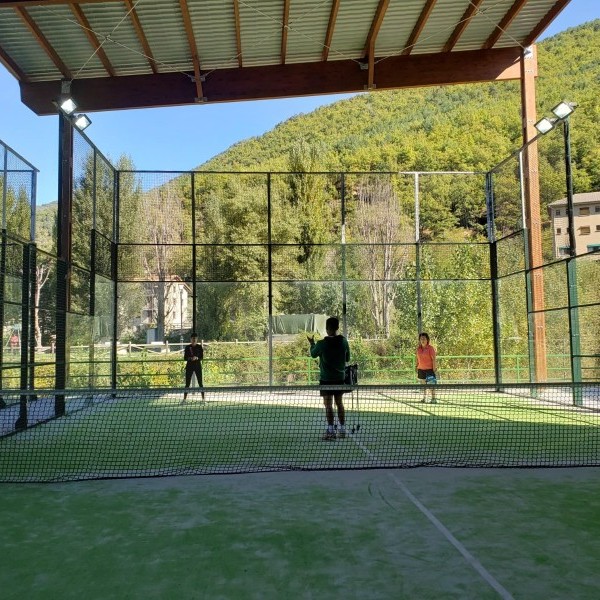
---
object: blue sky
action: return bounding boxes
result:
[0,0,598,205]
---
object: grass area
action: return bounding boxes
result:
[1,388,599,482]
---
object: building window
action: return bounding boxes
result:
[555,209,561,216]
[596,225,600,232]
[580,226,591,235]
[558,246,570,256]
[556,228,561,234]
[588,244,600,253]
[579,206,590,216]
[595,205,600,213]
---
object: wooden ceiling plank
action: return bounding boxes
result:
[281,0,290,64]
[484,0,528,49]
[402,0,438,56]
[523,0,571,46]
[362,0,390,57]
[3,0,113,7]
[124,0,158,74]
[0,42,29,81]
[322,0,340,61]
[233,0,242,68]
[178,0,203,99]
[69,3,115,76]
[443,0,485,53]
[21,46,525,114]
[14,6,72,78]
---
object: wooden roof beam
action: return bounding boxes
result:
[233,0,242,68]
[2,0,111,7]
[15,6,72,79]
[484,0,528,49]
[179,0,203,100]
[321,0,340,61]
[281,0,290,64]
[0,42,28,81]
[124,0,157,74]
[69,3,116,76]
[523,0,571,46]
[443,0,484,53]
[362,0,390,58]
[402,0,438,55]
[21,46,525,114]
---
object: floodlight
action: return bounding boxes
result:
[551,101,576,119]
[534,117,556,135]
[59,97,77,115]
[73,114,92,131]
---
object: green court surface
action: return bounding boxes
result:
[1,467,599,599]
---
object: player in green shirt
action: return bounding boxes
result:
[308,316,351,440]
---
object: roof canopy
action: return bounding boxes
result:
[0,0,570,115]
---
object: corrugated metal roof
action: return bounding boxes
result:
[0,0,573,113]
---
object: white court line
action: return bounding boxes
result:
[351,434,515,600]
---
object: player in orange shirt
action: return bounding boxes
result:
[416,332,437,404]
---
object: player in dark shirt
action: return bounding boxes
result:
[183,333,205,402]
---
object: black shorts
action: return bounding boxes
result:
[417,369,435,381]
[319,380,346,397]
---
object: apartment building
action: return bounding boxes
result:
[547,191,600,258]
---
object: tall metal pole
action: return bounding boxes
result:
[415,173,422,335]
[267,173,273,387]
[55,113,73,413]
[563,117,582,404]
[487,172,502,387]
[341,173,348,337]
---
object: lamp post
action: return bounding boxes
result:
[534,101,582,403]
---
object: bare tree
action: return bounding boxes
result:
[354,177,412,338]
[141,185,185,340]
[34,259,51,349]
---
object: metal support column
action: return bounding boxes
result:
[55,113,74,414]
[487,172,502,387]
[563,118,582,404]
[267,173,273,387]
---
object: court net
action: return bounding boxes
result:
[1,383,599,482]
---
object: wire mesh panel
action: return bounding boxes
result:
[420,242,490,280]
[570,253,600,381]
[95,154,115,241]
[72,132,95,270]
[418,173,487,241]
[536,126,570,264]
[496,230,526,278]
[1,140,35,241]
[490,153,523,238]
[420,279,494,382]
[497,272,530,382]
[32,248,57,389]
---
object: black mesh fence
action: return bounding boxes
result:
[1,140,36,397]
[1,383,599,482]
[1,122,598,475]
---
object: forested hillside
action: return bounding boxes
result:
[199,20,600,191]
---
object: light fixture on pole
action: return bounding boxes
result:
[534,100,577,135]
[55,79,92,132]
[534,117,557,135]
[59,97,77,115]
[551,101,576,119]
[73,114,92,131]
